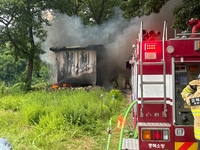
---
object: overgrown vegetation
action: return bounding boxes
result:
[0,86,128,150]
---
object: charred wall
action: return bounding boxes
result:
[50,45,107,86]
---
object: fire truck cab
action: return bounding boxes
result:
[120,21,200,150]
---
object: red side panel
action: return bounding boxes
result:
[174,126,195,142]
[137,98,172,123]
[168,39,200,57]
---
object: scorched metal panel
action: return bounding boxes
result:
[57,50,96,86]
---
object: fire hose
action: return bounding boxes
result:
[106,118,112,150]
[118,99,138,150]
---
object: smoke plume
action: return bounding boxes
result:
[41,0,182,84]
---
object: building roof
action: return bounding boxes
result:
[49,44,104,52]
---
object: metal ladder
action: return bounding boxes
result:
[139,21,168,117]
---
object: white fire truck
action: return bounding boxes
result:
[119,21,200,150]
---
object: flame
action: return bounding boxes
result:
[52,83,75,89]
[52,83,59,89]
[62,83,73,87]
[117,115,126,128]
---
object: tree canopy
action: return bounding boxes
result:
[172,0,200,30]
[120,0,200,30]
[120,0,170,19]
[79,0,120,25]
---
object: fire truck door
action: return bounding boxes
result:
[175,63,200,125]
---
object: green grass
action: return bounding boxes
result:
[0,87,128,150]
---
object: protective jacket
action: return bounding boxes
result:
[181,79,200,140]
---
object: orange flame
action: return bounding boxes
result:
[62,83,73,87]
[52,83,59,89]
[52,83,75,89]
[117,115,126,128]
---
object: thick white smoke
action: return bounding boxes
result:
[40,0,182,84]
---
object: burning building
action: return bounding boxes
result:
[50,45,110,87]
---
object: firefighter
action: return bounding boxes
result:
[124,44,138,89]
[110,70,119,88]
[124,74,131,89]
[181,74,200,150]
[124,61,131,89]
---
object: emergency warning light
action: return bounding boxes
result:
[142,29,161,41]
[145,44,156,50]
[142,128,169,141]
[144,43,158,59]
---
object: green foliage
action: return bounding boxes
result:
[21,103,46,125]
[79,0,120,25]
[120,0,170,19]
[12,82,27,93]
[31,60,51,85]
[36,111,65,133]
[0,88,128,149]
[0,82,6,95]
[0,45,51,88]
[0,51,27,85]
[31,82,52,91]
[52,0,82,16]
[0,83,27,97]
[172,0,200,30]
[110,89,123,100]
[0,95,24,111]
[119,0,200,31]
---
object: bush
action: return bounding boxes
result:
[21,104,46,125]
[110,89,123,100]
[0,95,24,111]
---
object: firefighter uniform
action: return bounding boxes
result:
[181,79,198,99]
[181,78,200,150]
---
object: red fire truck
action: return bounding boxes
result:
[119,21,200,150]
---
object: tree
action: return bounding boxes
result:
[120,0,200,31]
[38,0,84,17]
[0,48,27,85]
[79,0,121,25]
[172,0,200,30]
[120,0,169,19]
[31,61,51,85]
[0,0,72,89]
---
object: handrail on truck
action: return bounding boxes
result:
[139,21,144,117]
[174,30,200,38]
[139,21,168,117]
[162,20,167,117]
